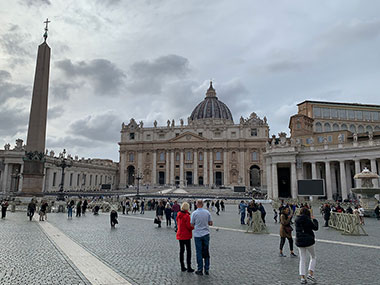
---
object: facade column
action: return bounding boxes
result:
[272,163,278,199]
[240,150,245,186]
[193,150,198,186]
[291,162,297,199]
[370,159,379,188]
[325,161,333,200]
[18,164,24,192]
[2,163,9,193]
[223,150,228,186]
[311,162,317,179]
[203,150,208,186]
[165,152,170,185]
[119,152,126,188]
[137,152,142,172]
[339,161,348,200]
[354,160,361,187]
[170,151,175,185]
[152,151,157,185]
[266,158,272,198]
[180,150,184,187]
[345,162,353,196]
[209,150,213,186]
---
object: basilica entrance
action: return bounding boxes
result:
[249,165,261,187]
[175,176,180,185]
[186,171,193,185]
[127,165,135,185]
[215,172,222,186]
[198,176,203,186]
[158,171,165,185]
[278,167,291,198]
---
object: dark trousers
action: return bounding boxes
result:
[179,239,192,268]
[324,218,329,227]
[280,237,293,251]
[1,207,6,218]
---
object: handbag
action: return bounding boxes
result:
[154,217,160,224]
[284,225,293,234]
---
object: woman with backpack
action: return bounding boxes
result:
[295,207,319,284]
[279,207,297,257]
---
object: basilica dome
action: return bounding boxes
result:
[190,82,233,123]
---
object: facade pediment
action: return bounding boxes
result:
[168,132,207,142]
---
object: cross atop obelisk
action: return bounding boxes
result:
[43,18,50,42]
[22,20,52,195]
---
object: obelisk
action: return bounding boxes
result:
[22,19,51,195]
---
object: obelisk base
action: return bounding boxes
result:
[21,160,45,196]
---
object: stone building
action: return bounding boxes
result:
[119,82,269,189]
[265,101,380,200]
[0,139,118,195]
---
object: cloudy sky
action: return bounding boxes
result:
[1,0,380,161]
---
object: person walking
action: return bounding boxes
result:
[67,200,74,219]
[1,200,9,219]
[191,200,213,275]
[220,200,225,212]
[156,201,165,228]
[295,207,319,284]
[215,200,220,215]
[82,199,88,215]
[126,200,131,215]
[165,203,172,227]
[176,202,194,272]
[279,207,297,257]
[132,201,138,214]
[121,200,126,214]
[110,209,118,227]
[76,200,82,217]
[172,201,180,230]
[322,204,331,227]
[140,200,145,214]
[375,204,380,220]
[39,201,48,221]
[27,199,36,221]
[239,201,247,225]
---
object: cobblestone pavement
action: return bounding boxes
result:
[41,203,380,285]
[0,214,90,285]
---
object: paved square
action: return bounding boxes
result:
[0,204,379,285]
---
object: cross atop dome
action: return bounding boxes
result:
[206,80,217,98]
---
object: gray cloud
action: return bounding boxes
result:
[55,59,126,95]
[265,60,308,73]
[127,54,190,94]
[0,70,30,103]
[50,81,81,100]
[69,112,121,143]
[0,106,28,137]
[20,0,51,6]
[47,105,64,120]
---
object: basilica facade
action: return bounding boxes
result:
[119,82,269,189]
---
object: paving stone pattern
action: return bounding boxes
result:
[0,214,90,285]
[45,204,380,285]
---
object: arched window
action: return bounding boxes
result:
[129,153,134,162]
[333,123,339,131]
[232,151,236,160]
[324,123,331,132]
[176,153,180,161]
[341,124,348,130]
[215,151,221,161]
[251,151,258,161]
[315,122,322,132]
[199,152,203,161]
[358,125,365,133]
[350,125,356,133]
[366,126,373,133]
[159,152,165,161]
[186,151,192,161]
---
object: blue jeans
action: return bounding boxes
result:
[173,212,178,227]
[194,234,210,271]
[68,208,72,218]
[240,212,246,224]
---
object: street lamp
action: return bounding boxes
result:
[133,169,143,198]
[56,149,72,200]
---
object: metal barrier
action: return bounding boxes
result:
[328,212,367,236]
[246,211,268,234]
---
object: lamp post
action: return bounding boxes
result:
[134,169,143,198]
[56,149,72,200]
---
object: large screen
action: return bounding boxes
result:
[297,179,325,196]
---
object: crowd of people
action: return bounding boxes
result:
[321,203,366,226]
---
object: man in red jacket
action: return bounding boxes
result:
[176,202,194,272]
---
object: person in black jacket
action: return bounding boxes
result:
[156,201,165,228]
[295,207,318,284]
[322,204,331,227]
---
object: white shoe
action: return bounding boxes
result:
[307,274,316,283]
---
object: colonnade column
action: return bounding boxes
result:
[119,152,126,188]
[18,164,24,192]
[209,150,213,186]
[272,163,278,199]
[291,162,297,199]
[311,162,317,179]
[240,150,245,186]
[137,152,142,173]
[223,151,228,186]
[165,152,170,185]
[370,159,379,188]
[325,161,333,200]
[339,161,348,200]
[179,150,184,187]
[193,150,198,186]
[354,160,361,187]
[152,151,157,185]
[266,159,272,198]
[203,150,208,186]
[170,151,175,185]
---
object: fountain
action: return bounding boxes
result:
[351,167,380,216]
